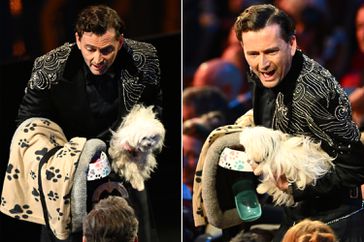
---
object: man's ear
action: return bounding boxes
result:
[118,34,124,50]
[289,35,297,56]
[75,32,81,50]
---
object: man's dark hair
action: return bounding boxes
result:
[75,5,126,38]
[83,196,138,242]
[234,4,295,42]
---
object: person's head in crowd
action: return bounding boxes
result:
[75,5,125,76]
[230,228,275,242]
[192,58,244,101]
[282,219,338,242]
[183,86,229,121]
[274,0,308,24]
[183,111,227,189]
[222,26,248,75]
[83,196,138,242]
[356,3,364,53]
[234,3,297,89]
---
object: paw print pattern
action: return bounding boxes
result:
[6,164,20,181]
[56,208,64,221]
[64,173,70,181]
[23,122,37,133]
[56,149,68,158]
[68,144,81,157]
[1,197,6,206]
[194,170,202,183]
[47,191,59,201]
[30,170,36,180]
[49,134,59,146]
[63,193,71,205]
[196,207,204,217]
[46,167,62,182]
[32,187,40,202]
[9,204,33,219]
[35,148,49,161]
[18,139,29,148]
[65,222,71,231]
[68,140,77,146]
[42,119,51,126]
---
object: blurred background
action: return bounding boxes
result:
[0,0,180,64]
[183,0,364,241]
[0,0,181,242]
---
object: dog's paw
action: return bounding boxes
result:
[130,178,145,191]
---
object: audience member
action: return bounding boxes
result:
[341,3,364,129]
[83,196,138,242]
[275,0,351,80]
[192,58,251,123]
[221,26,247,72]
[183,86,229,122]
[183,111,227,190]
[193,58,243,101]
[230,228,275,242]
[183,111,228,242]
[282,219,338,242]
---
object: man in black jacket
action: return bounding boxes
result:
[15,5,161,242]
[234,4,364,241]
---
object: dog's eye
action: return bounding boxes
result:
[143,135,157,141]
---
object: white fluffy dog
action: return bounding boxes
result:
[239,126,335,206]
[108,105,165,191]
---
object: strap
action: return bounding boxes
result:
[38,146,63,233]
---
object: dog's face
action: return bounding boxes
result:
[113,105,165,153]
[137,134,163,152]
[119,120,165,152]
[240,126,287,165]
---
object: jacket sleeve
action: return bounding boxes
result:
[16,60,54,126]
[292,78,364,201]
[138,41,162,117]
[16,43,72,126]
[128,39,163,118]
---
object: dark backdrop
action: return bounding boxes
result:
[0,32,181,242]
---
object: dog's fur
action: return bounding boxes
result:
[239,126,335,206]
[108,105,165,191]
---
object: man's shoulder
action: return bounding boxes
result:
[123,38,159,62]
[34,43,75,64]
[121,38,160,81]
[301,53,334,80]
[28,43,76,90]
[299,53,337,87]
[124,38,157,53]
[295,53,347,104]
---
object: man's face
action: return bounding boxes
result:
[241,24,296,88]
[356,7,364,53]
[76,28,123,75]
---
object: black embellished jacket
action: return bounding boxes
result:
[16,39,162,141]
[250,50,364,203]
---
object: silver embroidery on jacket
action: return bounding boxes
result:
[120,39,160,111]
[26,39,160,112]
[28,43,73,90]
[272,54,360,147]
